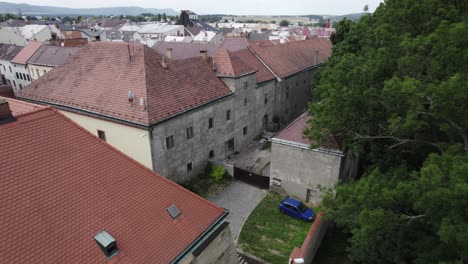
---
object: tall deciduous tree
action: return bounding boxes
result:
[306,0,468,262]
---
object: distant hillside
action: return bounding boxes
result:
[0,2,178,16]
[326,12,370,21]
[301,12,370,21]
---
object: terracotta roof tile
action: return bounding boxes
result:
[214,48,256,77]
[0,107,226,263]
[11,41,43,64]
[232,49,276,83]
[274,112,339,150]
[0,96,45,116]
[17,42,232,126]
[221,37,250,52]
[249,38,332,78]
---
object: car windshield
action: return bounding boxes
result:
[298,203,307,213]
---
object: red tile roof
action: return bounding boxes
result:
[274,112,340,150]
[62,30,84,39]
[0,96,45,116]
[11,41,43,64]
[17,42,232,126]
[221,37,250,52]
[249,38,332,79]
[0,107,226,263]
[214,48,256,77]
[232,49,276,83]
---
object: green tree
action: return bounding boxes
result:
[162,13,167,22]
[305,0,468,262]
[323,147,468,262]
[279,20,290,26]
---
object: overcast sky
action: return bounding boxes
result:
[6,0,383,15]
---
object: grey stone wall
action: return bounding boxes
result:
[150,73,261,182]
[275,68,317,125]
[270,141,342,204]
[192,223,238,264]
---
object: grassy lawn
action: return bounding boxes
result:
[313,226,350,264]
[238,192,312,264]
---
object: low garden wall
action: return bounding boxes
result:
[289,211,328,264]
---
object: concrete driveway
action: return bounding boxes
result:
[208,180,267,242]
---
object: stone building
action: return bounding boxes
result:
[0,97,237,263]
[270,112,359,204]
[17,39,332,182]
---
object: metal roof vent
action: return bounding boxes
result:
[167,204,181,219]
[94,230,119,259]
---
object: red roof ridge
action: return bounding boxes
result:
[49,107,226,212]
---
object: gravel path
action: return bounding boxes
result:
[208,180,267,242]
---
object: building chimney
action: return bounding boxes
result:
[314,49,319,65]
[200,50,208,60]
[0,99,16,125]
[161,55,168,69]
[166,48,173,60]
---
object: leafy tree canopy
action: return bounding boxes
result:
[307,0,468,262]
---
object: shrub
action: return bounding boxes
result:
[210,164,225,182]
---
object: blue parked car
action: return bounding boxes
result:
[279,197,315,222]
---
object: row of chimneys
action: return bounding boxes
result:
[161,48,208,69]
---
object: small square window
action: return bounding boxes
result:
[243,82,248,89]
[264,94,268,105]
[209,117,213,129]
[243,126,248,136]
[186,126,193,139]
[286,87,289,98]
[209,150,214,158]
[166,135,174,149]
[226,110,231,121]
[187,162,192,172]
[97,130,106,141]
[244,98,247,106]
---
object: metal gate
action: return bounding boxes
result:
[234,167,270,189]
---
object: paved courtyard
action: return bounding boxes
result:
[208,180,267,242]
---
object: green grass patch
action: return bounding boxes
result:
[313,226,350,264]
[238,192,312,264]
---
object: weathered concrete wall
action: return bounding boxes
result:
[191,223,238,264]
[275,68,317,125]
[270,141,342,204]
[151,73,262,182]
[255,80,276,132]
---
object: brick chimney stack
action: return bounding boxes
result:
[166,48,173,60]
[200,50,208,60]
[0,99,16,125]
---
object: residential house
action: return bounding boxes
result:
[0,44,25,92]
[81,28,106,41]
[192,29,224,45]
[0,97,237,263]
[17,39,332,182]
[105,30,144,43]
[27,44,82,80]
[179,10,219,32]
[270,112,345,204]
[10,41,42,90]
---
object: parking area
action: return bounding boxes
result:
[208,180,267,242]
